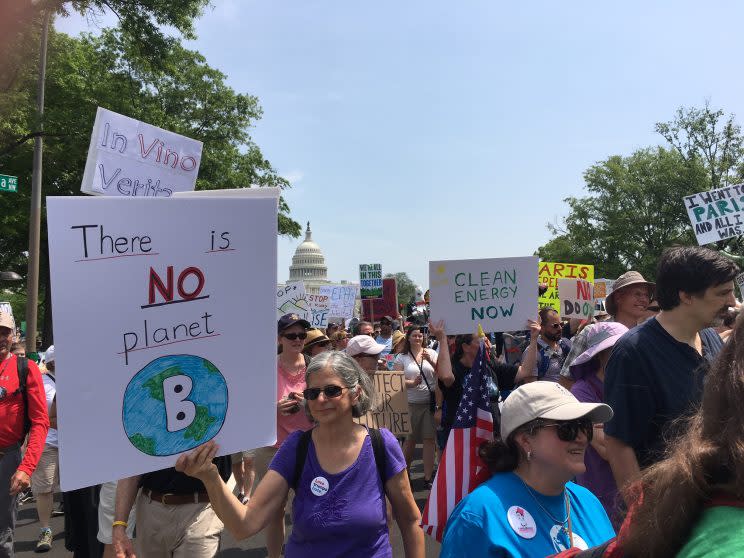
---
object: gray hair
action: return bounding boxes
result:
[303,350,378,422]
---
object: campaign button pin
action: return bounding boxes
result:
[310,476,329,496]
[507,506,537,539]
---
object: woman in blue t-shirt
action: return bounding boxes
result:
[441,382,616,557]
[176,351,424,558]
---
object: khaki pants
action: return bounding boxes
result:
[134,496,223,558]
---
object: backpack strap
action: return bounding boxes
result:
[292,429,313,490]
[292,428,387,492]
[368,428,387,487]
[537,347,550,378]
[16,357,31,435]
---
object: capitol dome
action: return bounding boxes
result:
[289,222,329,293]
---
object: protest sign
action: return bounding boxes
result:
[320,284,358,319]
[359,263,383,299]
[80,107,202,197]
[354,371,410,436]
[47,192,277,490]
[558,278,594,319]
[593,278,614,300]
[684,185,744,245]
[306,293,330,328]
[429,257,538,335]
[362,278,398,323]
[277,282,309,319]
[538,262,594,312]
[737,272,744,298]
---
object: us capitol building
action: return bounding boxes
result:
[286,222,331,295]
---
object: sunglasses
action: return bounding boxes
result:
[535,419,594,442]
[353,353,379,359]
[303,385,348,400]
[547,323,562,329]
[282,332,308,340]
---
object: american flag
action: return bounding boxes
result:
[421,340,494,541]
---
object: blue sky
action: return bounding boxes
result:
[56,1,744,290]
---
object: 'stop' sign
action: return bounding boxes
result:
[80,107,203,198]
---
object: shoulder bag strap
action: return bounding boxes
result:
[410,351,433,392]
[369,428,387,486]
[292,429,313,490]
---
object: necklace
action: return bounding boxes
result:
[518,476,574,545]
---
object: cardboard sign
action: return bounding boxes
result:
[277,282,309,319]
[47,193,278,490]
[80,107,202,197]
[359,263,383,299]
[320,284,358,319]
[684,186,744,245]
[558,278,595,318]
[361,278,398,322]
[429,257,539,335]
[354,371,410,436]
[538,262,594,312]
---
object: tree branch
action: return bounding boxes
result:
[0,131,68,158]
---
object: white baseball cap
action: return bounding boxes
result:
[44,345,55,363]
[345,335,386,357]
[500,382,613,441]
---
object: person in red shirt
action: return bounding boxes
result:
[0,311,49,557]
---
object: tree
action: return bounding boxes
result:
[535,147,707,280]
[0,29,300,343]
[1,0,210,91]
[656,101,743,191]
[385,272,418,311]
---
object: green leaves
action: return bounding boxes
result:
[537,148,705,280]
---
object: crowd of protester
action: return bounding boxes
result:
[1,245,743,557]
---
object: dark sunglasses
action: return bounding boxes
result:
[536,419,594,442]
[303,385,348,400]
[547,323,562,329]
[353,353,379,359]
[282,332,308,340]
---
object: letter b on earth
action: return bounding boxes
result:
[163,375,196,432]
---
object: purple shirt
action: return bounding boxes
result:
[571,375,620,526]
[269,428,406,558]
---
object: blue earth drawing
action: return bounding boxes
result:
[122,354,228,456]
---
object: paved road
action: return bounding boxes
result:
[14,448,441,557]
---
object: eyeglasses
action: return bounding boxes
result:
[303,385,348,400]
[353,353,379,359]
[547,323,562,329]
[282,332,308,340]
[535,419,594,442]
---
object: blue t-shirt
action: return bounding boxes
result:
[376,335,393,357]
[269,428,406,558]
[441,472,615,558]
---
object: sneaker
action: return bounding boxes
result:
[237,492,250,505]
[423,478,434,490]
[18,489,34,505]
[51,503,64,517]
[35,528,52,553]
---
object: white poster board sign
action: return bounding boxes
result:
[47,193,277,490]
[305,293,330,328]
[80,107,202,197]
[684,186,744,245]
[276,282,309,319]
[319,284,358,319]
[429,257,539,335]
[558,278,594,319]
